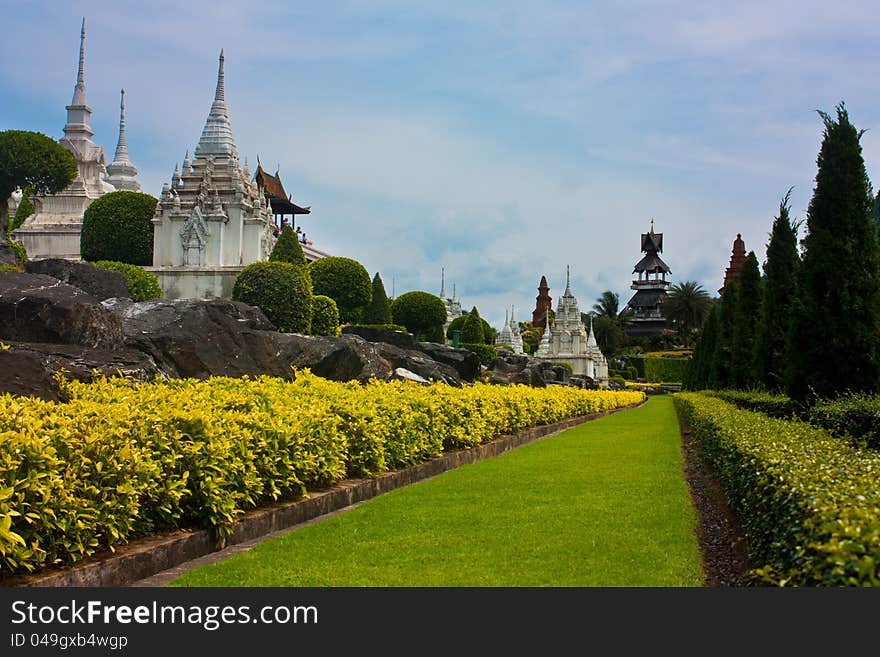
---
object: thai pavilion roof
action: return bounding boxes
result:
[633,252,671,274]
[254,163,311,216]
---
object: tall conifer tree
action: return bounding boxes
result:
[685,303,719,390]
[710,281,739,389]
[363,272,392,325]
[754,191,800,390]
[731,251,763,389]
[785,104,880,400]
[460,306,485,343]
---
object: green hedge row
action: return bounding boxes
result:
[705,389,805,420]
[674,392,880,586]
[707,390,880,449]
[627,356,689,383]
[808,395,880,450]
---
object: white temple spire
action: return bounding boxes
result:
[195,49,239,159]
[564,264,572,295]
[440,267,446,299]
[587,315,598,348]
[105,88,141,191]
[71,18,87,107]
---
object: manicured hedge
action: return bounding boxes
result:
[643,357,689,383]
[0,373,644,576]
[310,295,339,336]
[80,191,158,265]
[675,392,880,586]
[232,261,312,333]
[809,394,880,450]
[706,389,805,420]
[93,261,162,301]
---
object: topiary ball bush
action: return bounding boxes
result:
[308,256,372,324]
[81,191,158,265]
[391,290,447,336]
[233,261,312,333]
[93,261,162,301]
[311,294,339,336]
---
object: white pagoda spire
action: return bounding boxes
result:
[587,315,598,348]
[105,88,141,191]
[564,264,572,296]
[63,17,93,141]
[195,49,239,159]
[440,267,446,299]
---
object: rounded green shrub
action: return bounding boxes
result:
[232,261,312,333]
[418,324,446,343]
[308,256,372,324]
[93,261,162,301]
[81,191,158,265]
[311,295,339,336]
[391,290,447,336]
[269,225,307,266]
[445,315,468,341]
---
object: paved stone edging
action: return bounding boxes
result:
[6,401,643,588]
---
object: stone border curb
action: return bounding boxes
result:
[6,401,643,588]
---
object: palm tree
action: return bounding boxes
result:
[592,291,620,318]
[662,281,712,347]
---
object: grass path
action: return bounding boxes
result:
[169,395,703,586]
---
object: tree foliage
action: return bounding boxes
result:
[391,290,447,336]
[754,190,800,390]
[785,103,880,401]
[308,256,372,324]
[81,191,158,265]
[269,225,306,266]
[363,272,392,325]
[662,281,712,347]
[684,303,719,390]
[460,306,485,344]
[730,252,763,389]
[710,281,739,389]
[0,130,77,259]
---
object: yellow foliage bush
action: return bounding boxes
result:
[0,371,643,576]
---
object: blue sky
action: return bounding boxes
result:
[2,1,879,329]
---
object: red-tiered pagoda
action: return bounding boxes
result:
[253,161,329,262]
[532,275,553,326]
[625,221,673,338]
[720,233,747,293]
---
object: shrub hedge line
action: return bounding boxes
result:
[0,372,644,576]
[627,356,689,383]
[674,392,880,585]
[706,389,880,449]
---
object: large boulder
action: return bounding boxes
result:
[340,325,480,382]
[8,342,165,384]
[486,352,551,387]
[342,325,418,350]
[0,349,61,401]
[0,272,124,349]
[24,259,129,300]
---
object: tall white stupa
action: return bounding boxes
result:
[13,18,115,260]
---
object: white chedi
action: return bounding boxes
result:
[149,50,276,300]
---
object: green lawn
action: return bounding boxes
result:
[168,395,703,586]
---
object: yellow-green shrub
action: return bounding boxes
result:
[674,392,880,586]
[0,372,643,576]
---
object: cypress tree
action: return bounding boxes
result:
[754,190,800,390]
[685,303,719,390]
[731,251,763,389]
[269,225,307,265]
[710,281,739,390]
[785,103,880,401]
[363,272,392,324]
[460,306,485,343]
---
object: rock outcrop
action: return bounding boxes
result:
[0,273,124,349]
[25,259,129,301]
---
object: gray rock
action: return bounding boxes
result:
[341,325,418,350]
[415,341,481,382]
[0,272,124,349]
[0,349,61,401]
[9,342,165,383]
[392,367,431,385]
[25,259,129,300]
